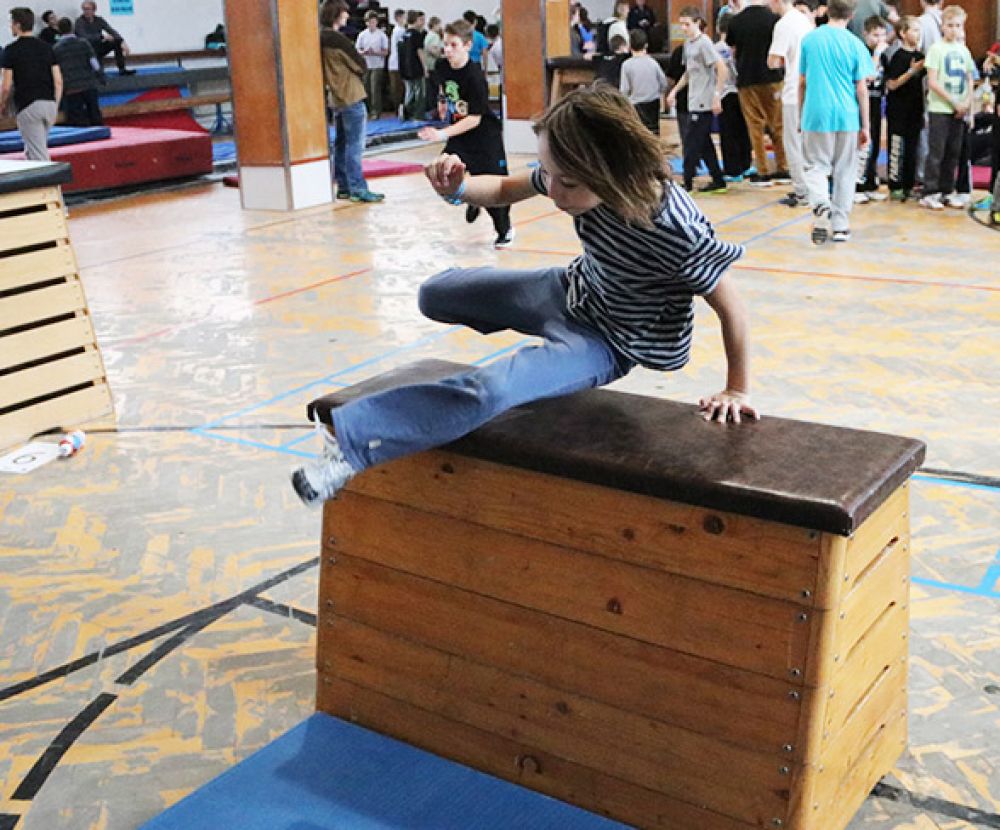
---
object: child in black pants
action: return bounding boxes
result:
[418,19,513,248]
[884,16,925,200]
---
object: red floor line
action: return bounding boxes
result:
[501,247,999,293]
[254,267,372,306]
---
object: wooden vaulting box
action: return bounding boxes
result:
[310,360,925,830]
[0,161,114,450]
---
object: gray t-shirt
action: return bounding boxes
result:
[620,54,667,104]
[683,34,721,112]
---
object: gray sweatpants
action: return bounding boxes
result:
[16,99,58,161]
[802,130,859,233]
[782,103,807,199]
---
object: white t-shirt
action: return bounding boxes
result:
[356,28,389,71]
[388,23,405,71]
[768,7,814,106]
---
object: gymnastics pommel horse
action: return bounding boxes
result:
[309,359,925,830]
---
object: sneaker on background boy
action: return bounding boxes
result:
[918,5,974,211]
[798,0,874,243]
[884,15,925,200]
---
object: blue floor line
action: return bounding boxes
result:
[196,326,461,430]
[912,473,1000,494]
[740,212,810,246]
[716,199,781,227]
[911,576,1000,600]
[471,337,533,365]
[279,431,318,450]
[190,428,316,459]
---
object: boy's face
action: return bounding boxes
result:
[679,16,699,40]
[443,33,471,67]
[902,23,920,48]
[865,26,887,49]
[940,17,963,41]
[367,17,378,29]
[537,133,602,217]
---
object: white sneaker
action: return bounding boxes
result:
[854,192,871,204]
[290,416,357,507]
[811,204,831,245]
[867,190,888,202]
[944,192,969,209]
[493,227,516,249]
[919,194,944,211]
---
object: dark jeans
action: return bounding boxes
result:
[682,110,722,188]
[719,93,751,176]
[924,112,966,196]
[857,96,882,191]
[90,37,127,72]
[63,88,103,126]
[464,153,510,237]
[887,122,919,193]
[333,100,369,196]
[633,99,660,135]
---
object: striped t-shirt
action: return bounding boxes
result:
[531,168,744,371]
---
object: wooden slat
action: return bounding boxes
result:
[330,492,810,679]
[0,186,62,214]
[318,554,806,755]
[0,382,113,449]
[345,450,821,604]
[317,674,760,830]
[0,205,67,253]
[0,244,76,294]
[0,349,106,409]
[834,534,909,659]
[321,616,792,826]
[0,281,85,331]
[822,602,908,741]
[0,315,96,372]
[842,485,908,585]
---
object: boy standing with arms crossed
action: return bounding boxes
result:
[884,16,924,200]
[799,0,873,244]
[418,20,513,248]
[918,5,974,210]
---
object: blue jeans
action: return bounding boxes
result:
[331,266,633,472]
[333,100,368,195]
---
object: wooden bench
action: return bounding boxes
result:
[309,359,925,830]
[102,48,226,68]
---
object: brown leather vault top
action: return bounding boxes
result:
[309,359,926,536]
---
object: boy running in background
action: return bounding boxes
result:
[884,15,924,200]
[620,29,668,135]
[919,5,974,210]
[667,7,728,193]
[799,0,874,244]
[855,15,890,202]
[418,19,513,248]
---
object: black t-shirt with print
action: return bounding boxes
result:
[435,57,504,169]
[885,47,925,131]
[2,37,56,112]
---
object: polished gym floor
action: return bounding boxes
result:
[1,141,998,829]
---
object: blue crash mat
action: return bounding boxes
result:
[0,125,110,153]
[139,712,629,830]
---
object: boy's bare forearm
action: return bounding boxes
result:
[463,169,538,207]
[705,275,750,394]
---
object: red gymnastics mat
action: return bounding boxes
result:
[0,127,212,192]
[972,165,991,190]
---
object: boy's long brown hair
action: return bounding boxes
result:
[533,86,668,227]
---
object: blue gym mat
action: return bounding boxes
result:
[139,712,629,830]
[0,125,110,153]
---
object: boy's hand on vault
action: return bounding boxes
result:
[699,390,760,424]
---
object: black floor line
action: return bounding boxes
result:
[246,595,318,627]
[0,556,319,703]
[11,693,118,801]
[919,467,1000,490]
[114,619,216,686]
[872,782,1000,828]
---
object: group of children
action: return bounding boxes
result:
[606,0,982,244]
